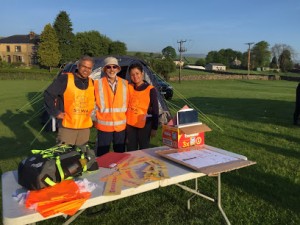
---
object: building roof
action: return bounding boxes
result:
[0,33,39,44]
[184,65,205,70]
[231,57,241,66]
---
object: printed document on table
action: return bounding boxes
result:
[167,148,239,168]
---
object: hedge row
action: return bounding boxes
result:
[0,72,57,80]
[170,74,300,82]
[1,71,299,82]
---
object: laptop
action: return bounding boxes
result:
[175,108,202,128]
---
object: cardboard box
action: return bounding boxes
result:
[162,123,211,149]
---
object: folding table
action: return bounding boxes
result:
[2,145,255,225]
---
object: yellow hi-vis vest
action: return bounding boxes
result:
[62,73,94,129]
[94,77,128,132]
[127,84,153,128]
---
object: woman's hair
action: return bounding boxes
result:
[128,62,143,73]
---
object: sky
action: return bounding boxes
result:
[1,0,300,60]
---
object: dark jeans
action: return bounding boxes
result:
[126,121,152,151]
[96,130,126,156]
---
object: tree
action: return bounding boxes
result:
[109,41,127,55]
[195,58,206,66]
[53,11,77,64]
[205,51,221,64]
[37,24,61,72]
[162,46,177,59]
[251,41,271,68]
[134,52,145,60]
[240,52,249,69]
[269,56,278,69]
[271,43,296,68]
[75,31,111,57]
[205,49,242,67]
[219,48,243,67]
[278,49,293,72]
[151,58,176,81]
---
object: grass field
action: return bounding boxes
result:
[0,79,299,225]
[169,68,300,78]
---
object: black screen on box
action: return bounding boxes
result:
[177,109,198,125]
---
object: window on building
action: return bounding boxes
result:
[6,46,10,52]
[13,55,23,63]
[17,56,23,62]
[15,46,22,52]
[7,55,11,63]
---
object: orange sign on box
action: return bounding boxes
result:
[162,124,211,149]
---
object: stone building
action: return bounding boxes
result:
[0,32,39,66]
[205,63,226,71]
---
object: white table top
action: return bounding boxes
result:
[2,145,248,225]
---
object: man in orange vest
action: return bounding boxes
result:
[94,57,129,156]
[44,55,95,146]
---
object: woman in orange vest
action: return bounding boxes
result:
[126,63,159,151]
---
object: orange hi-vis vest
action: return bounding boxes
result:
[25,180,91,218]
[94,77,128,132]
[62,73,94,129]
[127,84,153,128]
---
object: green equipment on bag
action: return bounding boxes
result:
[17,144,98,190]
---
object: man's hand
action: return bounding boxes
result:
[56,112,65,119]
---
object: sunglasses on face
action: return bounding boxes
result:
[105,65,119,69]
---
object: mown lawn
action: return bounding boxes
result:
[0,79,299,225]
[169,68,300,78]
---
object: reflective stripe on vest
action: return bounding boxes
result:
[127,84,153,128]
[62,73,94,129]
[94,77,128,132]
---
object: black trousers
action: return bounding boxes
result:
[96,129,126,156]
[126,121,152,151]
[294,83,300,125]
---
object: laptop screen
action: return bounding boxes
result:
[177,109,199,126]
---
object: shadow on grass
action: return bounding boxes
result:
[220,125,300,214]
[169,96,299,214]
[223,167,300,214]
[230,124,300,159]
[171,96,295,127]
[0,92,56,166]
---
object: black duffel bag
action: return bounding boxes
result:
[18,144,98,190]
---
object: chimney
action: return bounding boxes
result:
[29,31,35,40]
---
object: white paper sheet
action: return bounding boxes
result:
[167,148,239,168]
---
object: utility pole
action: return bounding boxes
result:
[177,40,187,83]
[245,42,254,77]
